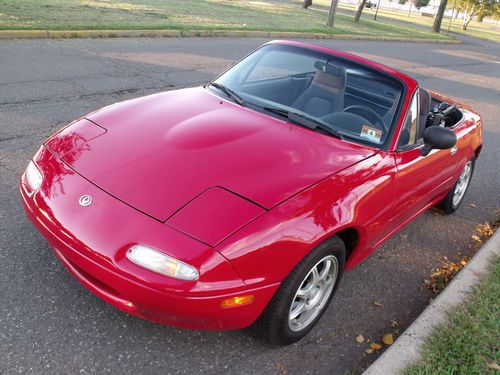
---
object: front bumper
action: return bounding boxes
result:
[20,146,279,330]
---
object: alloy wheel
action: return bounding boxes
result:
[288,255,338,332]
[452,161,472,207]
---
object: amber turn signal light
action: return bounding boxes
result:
[220,295,255,308]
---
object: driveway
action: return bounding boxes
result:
[1,36,498,374]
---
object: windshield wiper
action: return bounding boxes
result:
[208,82,245,106]
[263,106,343,139]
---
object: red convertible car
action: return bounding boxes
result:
[20,41,482,345]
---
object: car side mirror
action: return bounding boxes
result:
[421,126,457,156]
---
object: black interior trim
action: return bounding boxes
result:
[346,85,394,108]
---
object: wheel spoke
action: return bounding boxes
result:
[289,300,305,320]
[323,275,334,289]
[296,286,310,298]
[318,259,331,281]
[311,267,320,286]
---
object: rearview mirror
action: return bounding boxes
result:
[421,126,457,156]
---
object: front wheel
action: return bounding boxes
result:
[437,157,475,214]
[253,237,345,345]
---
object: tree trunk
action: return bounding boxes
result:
[373,0,381,20]
[463,5,476,30]
[432,0,448,33]
[303,0,313,8]
[462,16,469,29]
[355,0,368,22]
[326,0,340,27]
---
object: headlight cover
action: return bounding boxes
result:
[126,245,199,281]
[25,161,43,191]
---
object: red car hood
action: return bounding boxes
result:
[47,87,377,222]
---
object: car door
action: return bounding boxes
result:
[390,89,459,225]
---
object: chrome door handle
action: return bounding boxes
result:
[450,146,458,155]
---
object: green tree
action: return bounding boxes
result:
[454,0,498,29]
[413,0,431,8]
[494,3,500,18]
[478,0,500,21]
[408,0,429,17]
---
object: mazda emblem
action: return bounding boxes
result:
[79,195,92,207]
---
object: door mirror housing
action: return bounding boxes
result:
[421,126,457,156]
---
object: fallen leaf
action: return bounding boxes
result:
[373,300,383,307]
[365,348,374,354]
[469,203,477,208]
[477,223,494,237]
[355,334,365,343]
[275,361,286,374]
[425,256,470,295]
[382,334,394,345]
[471,234,482,243]
[390,320,399,327]
[370,342,382,350]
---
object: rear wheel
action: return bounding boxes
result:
[253,236,345,345]
[437,158,475,214]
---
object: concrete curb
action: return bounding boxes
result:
[0,29,460,43]
[363,229,500,375]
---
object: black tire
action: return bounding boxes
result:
[252,236,346,345]
[437,157,475,215]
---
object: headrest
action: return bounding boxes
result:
[312,62,346,90]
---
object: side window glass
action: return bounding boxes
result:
[398,93,419,148]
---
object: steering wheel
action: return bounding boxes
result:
[343,105,386,131]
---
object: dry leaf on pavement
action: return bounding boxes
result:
[477,222,494,237]
[471,234,482,243]
[370,342,382,350]
[355,334,365,343]
[382,333,394,345]
[425,256,470,294]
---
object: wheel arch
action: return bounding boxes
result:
[334,227,359,260]
[474,144,482,159]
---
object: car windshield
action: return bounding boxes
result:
[211,44,404,148]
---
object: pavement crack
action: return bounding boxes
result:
[0,85,178,108]
[409,61,499,69]
[0,122,65,143]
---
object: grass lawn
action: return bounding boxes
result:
[307,0,500,41]
[404,256,500,374]
[0,0,453,40]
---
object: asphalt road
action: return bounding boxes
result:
[1,36,499,375]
